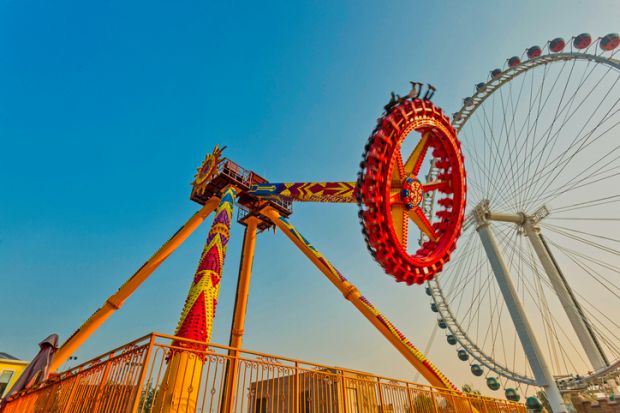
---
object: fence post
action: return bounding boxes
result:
[340,370,348,413]
[405,383,414,413]
[91,353,114,413]
[127,335,156,413]
[294,362,300,413]
[376,377,385,413]
[430,388,439,413]
[464,395,475,413]
[62,367,83,413]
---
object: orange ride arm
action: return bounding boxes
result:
[249,182,357,203]
[51,197,220,372]
[261,206,459,392]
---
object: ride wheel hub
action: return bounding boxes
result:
[400,176,424,210]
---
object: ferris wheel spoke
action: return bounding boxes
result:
[531,154,620,207]
[541,223,620,257]
[542,222,620,246]
[522,73,620,203]
[504,227,594,372]
[403,131,431,175]
[520,60,560,206]
[470,112,495,201]
[466,249,486,340]
[471,110,515,207]
[443,230,478,295]
[496,85,523,205]
[521,58,595,205]
[522,61,582,207]
[502,235,588,372]
[552,194,620,213]
[469,112,516,209]
[508,64,615,208]
[445,247,484,311]
[541,232,620,295]
[517,137,620,210]
[529,117,620,207]
[479,104,517,205]
[517,61,603,206]
[445,232,480,304]
[564,278,620,333]
[524,81,620,206]
[504,72,530,207]
[546,237,620,302]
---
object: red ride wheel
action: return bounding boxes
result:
[358,99,466,284]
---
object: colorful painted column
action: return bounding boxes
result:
[152,187,236,413]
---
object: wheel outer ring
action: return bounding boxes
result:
[359,99,466,284]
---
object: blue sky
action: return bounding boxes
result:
[1,0,618,394]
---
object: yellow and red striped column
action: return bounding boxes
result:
[153,187,236,412]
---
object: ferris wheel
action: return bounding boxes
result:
[424,33,620,409]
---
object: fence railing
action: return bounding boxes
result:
[2,333,526,413]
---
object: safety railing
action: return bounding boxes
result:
[2,333,526,413]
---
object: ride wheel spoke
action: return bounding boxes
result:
[404,131,432,175]
[423,180,447,192]
[391,204,408,246]
[392,149,406,186]
[389,191,402,205]
[408,206,438,242]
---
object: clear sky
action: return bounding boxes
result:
[1,0,618,396]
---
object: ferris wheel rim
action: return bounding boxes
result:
[428,278,537,386]
[453,51,620,134]
[429,35,620,388]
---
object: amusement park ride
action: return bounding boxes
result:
[2,32,620,413]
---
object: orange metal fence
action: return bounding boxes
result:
[2,333,526,413]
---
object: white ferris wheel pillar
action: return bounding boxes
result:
[488,204,609,372]
[522,216,609,371]
[473,201,567,413]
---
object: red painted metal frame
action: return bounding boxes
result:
[358,99,466,284]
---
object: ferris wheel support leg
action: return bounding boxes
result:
[522,222,609,371]
[50,196,221,372]
[260,206,459,392]
[475,220,567,413]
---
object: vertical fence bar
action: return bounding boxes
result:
[61,367,82,413]
[340,370,348,413]
[127,335,155,413]
[377,377,385,413]
[294,363,301,413]
[91,353,114,413]
[406,383,415,413]
[465,395,475,413]
[430,388,439,413]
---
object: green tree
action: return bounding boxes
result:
[138,385,156,413]
[462,384,481,395]
[414,394,436,413]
